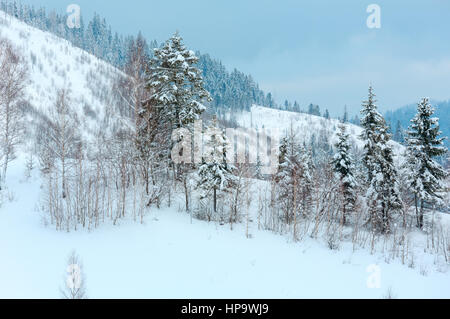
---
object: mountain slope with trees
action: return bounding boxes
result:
[0,6,448,300]
[0,0,273,112]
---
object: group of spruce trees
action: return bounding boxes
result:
[333,86,446,233]
[142,33,237,218]
[275,85,447,236]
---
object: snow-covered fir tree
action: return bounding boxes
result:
[278,136,288,168]
[360,86,402,233]
[332,124,357,225]
[359,85,384,185]
[276,127,313,231]
[196,117,234,214]
[366,120,402,233]
[276,134,298,225]
[404,97,448,229]
[143,32,211,194]
[145,32,210,131]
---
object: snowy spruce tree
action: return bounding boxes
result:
[360,86,402,233]
[143,32,211,205]
[276,127,313,236]
[332,124,357,225]
[367,121,402,233]
[276,133,301,225]
[404,98,448,229]
[145,32,211,131]
[359,85,384,184]
[197,117,234,215]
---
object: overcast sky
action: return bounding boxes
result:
[18,0,450,116]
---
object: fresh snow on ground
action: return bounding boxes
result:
[0,154,449,298]
[0,11,448,299]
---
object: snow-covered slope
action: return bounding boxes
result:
[237,105,405,158]
[0,13,123,139]
[239,105,363,146]
[1,154,449,298]
[0,12,403,156]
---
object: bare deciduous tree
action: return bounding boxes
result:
[46,88,80,199]
[0,37,28,187]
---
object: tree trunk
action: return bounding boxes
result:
[418,199,424,229]
[293,178,297,241]
[414,194,420,229]
[342,203,346,226]
[213,187,217,213]
[62,159,66,199]
[145,165,149,195]
[184,176,189,212]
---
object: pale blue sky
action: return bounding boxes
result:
[18,0,450,116]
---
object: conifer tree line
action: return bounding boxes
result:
[0,0,361,116]
[0,0,272,112]
[276,100,358,127]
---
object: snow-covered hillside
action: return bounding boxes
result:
[0,12,448,299]
[0,11,403,156]
[238,105,363,146]
[237,105,405,157]
[0,13,123,139]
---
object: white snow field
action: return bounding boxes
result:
[0,154,449,299]
[0,12,448,299]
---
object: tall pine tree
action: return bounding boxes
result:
[332,124,357,225]
[276,128,313,228]
[196,117,234,214]
[360,85,383,184]
[360,86,402,233]
[366,120,402,233]
[146,32,210,131]
[405,98,447,229]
